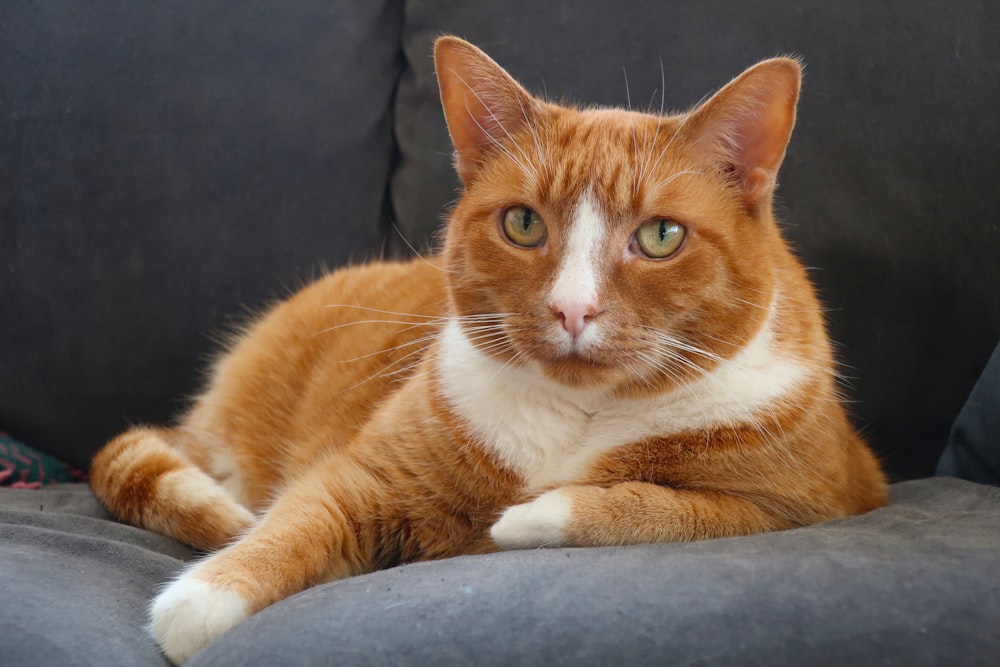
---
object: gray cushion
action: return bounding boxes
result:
[0,485,191,666]
[938,341,1000,485]
[3,478,998,666]
[390,0,1000,480]
[0,0,403,467]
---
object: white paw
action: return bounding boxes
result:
[490,489,572,549]
[149,569,250,665]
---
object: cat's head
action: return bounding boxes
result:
[434,36,802,396]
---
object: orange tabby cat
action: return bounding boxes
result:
[90,36,888,664]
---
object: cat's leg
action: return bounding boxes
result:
[149,454,377,665]
[90,426,256,551]
[490,483,786,549]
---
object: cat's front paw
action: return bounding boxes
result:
[149,569,250,665]
[491,488,572,549]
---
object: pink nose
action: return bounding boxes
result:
[552,300,599,338]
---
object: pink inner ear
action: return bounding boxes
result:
[439,72,491,173]
[744,166,774,204]
[687,59,801,206]
[734,90,796,177]
[434,38,535,183]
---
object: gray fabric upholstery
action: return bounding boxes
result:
[0,0,403,468]
[2,479,997,666]
[0,485,191,666]
[939,341,1000,485]
[391,0,1000,480]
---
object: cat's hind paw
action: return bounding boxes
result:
[149,572,250,665]
[490,488,572,549]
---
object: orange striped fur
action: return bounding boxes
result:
[89,37,887,664]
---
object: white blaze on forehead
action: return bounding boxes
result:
[549,189,605,311]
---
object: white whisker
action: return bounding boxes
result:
[322,304,444,319]
[314,319,436,336]
[645,168,703,200]
[659,57,666,116]
[389,220,454,274]
[337,333,440,364]
[514,93,550,184]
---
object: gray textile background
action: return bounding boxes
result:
[3,479,998,666]
[0,0,403,468]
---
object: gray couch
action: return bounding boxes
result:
[3,1,999,665]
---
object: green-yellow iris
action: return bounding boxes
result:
[634,219,685,259]
[502,206,547,248]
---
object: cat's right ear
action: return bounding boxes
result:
[434,36,538,184]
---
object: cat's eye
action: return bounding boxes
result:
[633,219,686,259]
[501,206,547,248]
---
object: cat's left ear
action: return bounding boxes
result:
[682,58,802,208]
[434,36,540,184]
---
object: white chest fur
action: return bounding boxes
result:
[435,316,811,492]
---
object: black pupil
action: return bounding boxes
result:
[658,221,668,242]
[521,210,532,231]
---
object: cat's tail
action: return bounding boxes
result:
[89,426,256,551]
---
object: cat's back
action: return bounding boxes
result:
[179,258,448,500]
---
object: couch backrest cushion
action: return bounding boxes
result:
[390,0,1000,479]
[1,0,404,466]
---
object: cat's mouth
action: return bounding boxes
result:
[550,325,618,367]
[479,313,627,385]
[554,351,613,370]
[513,313,617,359]
[529,333,630,387]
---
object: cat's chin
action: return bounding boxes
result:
[538,354,626,390]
